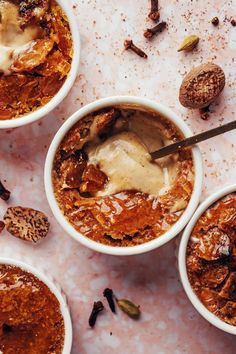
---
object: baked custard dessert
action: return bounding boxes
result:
[53,106,194,247]
[0,264,65,353]
[187,193,236,325]
[0,0,72,120]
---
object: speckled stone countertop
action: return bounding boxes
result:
[1,1,236,353]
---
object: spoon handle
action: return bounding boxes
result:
[151,120,236,160]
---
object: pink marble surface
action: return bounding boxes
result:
[1,0,236,353]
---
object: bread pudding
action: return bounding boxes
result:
[0,264,64,353]
[0,0,72,120]
[52,106,194,247]
[187,193,236,326]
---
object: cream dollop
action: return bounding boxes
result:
[0,1,38,73]
[87,131,177,196]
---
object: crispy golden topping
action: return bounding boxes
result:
[0,0,72,120]
[187,193,236,326]
[53,107,194,246]
[0,265,64,353]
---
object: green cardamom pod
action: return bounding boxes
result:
[116,299,141,319]
[178,35,200,52]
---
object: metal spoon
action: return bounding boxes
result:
[151,120,236,160]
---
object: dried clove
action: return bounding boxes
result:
[103,288,116,313]
[116,298,141,319]
[211,17,219,26]
[88,301,104,328]
[148,0,160,22]
[0,221,5,233]
[0,180,10,201]
[124,40,148,59]
[144,21,167,39]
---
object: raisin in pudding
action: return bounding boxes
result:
[0,0,72,120]
[53,106,194,247]
[0,264,65,353]
[187,193,236,326]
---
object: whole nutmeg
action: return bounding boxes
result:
[179,63,225,109]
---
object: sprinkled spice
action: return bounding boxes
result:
[89,301,104,328]
[103,288,116,313]
[0,180,11,201]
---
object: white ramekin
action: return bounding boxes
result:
[44,96,203,256]
[178,184,236,335]
[0,257,73,352]
[0,0,80,129]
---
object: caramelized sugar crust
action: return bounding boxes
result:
[0,0,72,120]
[52,107,194,247]
[187,193,236,326]
[0,265,64,353]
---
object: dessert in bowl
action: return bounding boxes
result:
[0,0,80,128]
[45,96,203,256]
[179,184,236,335]
[0,257,72,353]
